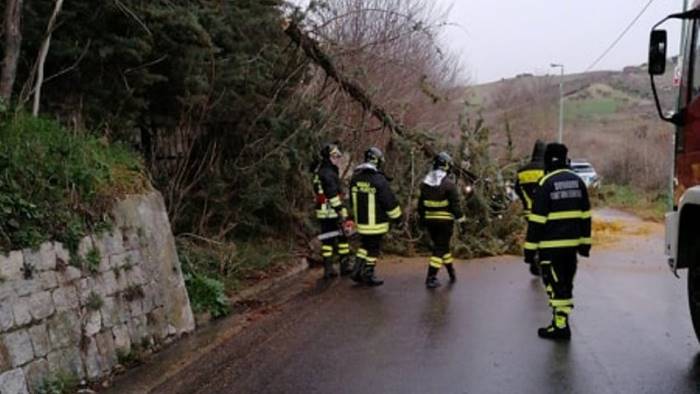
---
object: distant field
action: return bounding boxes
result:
[565,98,618,120]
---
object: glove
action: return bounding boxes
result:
[578,245,590,258]
[524,249,536,264]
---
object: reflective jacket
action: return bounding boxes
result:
[350,163,402,235]
[524,169,592,261]
[313,161,348,220]
[515,162,545,215]
[418,170,465,222]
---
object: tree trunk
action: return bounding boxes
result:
[0,0,25,103]
[32,0,65,116]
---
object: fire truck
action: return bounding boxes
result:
[649,3,700,342]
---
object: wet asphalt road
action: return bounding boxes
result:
[122,212,700,393]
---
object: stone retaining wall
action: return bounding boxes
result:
[0,192,195,393]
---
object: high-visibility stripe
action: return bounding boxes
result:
[352,191,358,222]
[425,211,454,220]
[529,214,547,224]
[524,242,539,250]
[424,200,449,208]
[550,299,573,308]
[357,223,390,235]
[538,239,582,248]
[387,206,402,219]
[429,256,443,268]
[368,193,376,225]
[329,196,342,207]
[519,169,544,184]
[443,253,454,263]
[550,265,559,283]
[523,193,533,211]
[529,210,593,224]
[356,248,368,258]
[339,208,348,218]
[322,245,333,250]
[366,256,377,266]
[538,169,574,186]
[579,237,592,245]
[316,209,339,219]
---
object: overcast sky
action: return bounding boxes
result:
[438,0,684,83]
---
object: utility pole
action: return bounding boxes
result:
[550,63,565,143]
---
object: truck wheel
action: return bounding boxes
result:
[688,260,700,342]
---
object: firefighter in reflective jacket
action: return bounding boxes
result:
[418,152,467,288]
[515,140,546,276]
[524,143,591,340]
[349,147,402,286]
[313,143,353,279]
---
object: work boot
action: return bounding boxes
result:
[425,266,441,288]
[362,265,384,287]
[445,263,457,283]
[351,258,366,283]
[537,312,571,340]
[339,256,353,276]
[529,262,540,277]
[323,258,338,279]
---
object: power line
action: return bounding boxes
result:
[585,0,657,72]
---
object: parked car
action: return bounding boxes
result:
[570,159,600,188]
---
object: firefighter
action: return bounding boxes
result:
[312,143,354,279]
[524,143,591,340]
[514,139,546,276]
[418,152,467,288]
[349,147,402,286]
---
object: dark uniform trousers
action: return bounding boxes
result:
[426,221,455,268]
[356,234,383,267]
[540,251,577,325]
[320,219,350,260]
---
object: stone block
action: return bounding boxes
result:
[0,340,11,373]
[126,266,146,287]
[95,331,117,373]
[0,368,29,394]
[122,229,141,251]
[52,287,79,312]
[24,243,55,272]
[57,266,82,285]
[38,272,57,291]
[113,268,128,292]
[77,278,95,304]
[0,252,24,282]
[46,347,84,380]
[47,311,80,349]
[28,292,54,321]
[112,325,130,353]
[77,236,94,259]
[54,242,71,268]
[128,316,148,345]
[22,358,48,393]
[82,336,102,380]
[0,302,14,333]
[129,299,143,317]
[95,229,125,258]
[13,278,42,298]
[28,325,49,358]
[84,310,101,337]
[2,330,33,367]
[100,297,119,329]
[12,298,31,327]
[146,308,167,340]
[97,271,118,296]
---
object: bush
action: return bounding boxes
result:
[0,113,147,252]
[36,371,78,394]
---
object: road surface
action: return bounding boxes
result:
[110,210,700,393]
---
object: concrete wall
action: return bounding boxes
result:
[0,192,194,393]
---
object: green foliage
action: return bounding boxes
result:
[0,113,146,252]
[86,291,104,310]
[85,247,101,274]
[184,272,230,319]
[565,98,618,120]
[593,184,667,222]
[36,371,78,394]
[116,349,142,367]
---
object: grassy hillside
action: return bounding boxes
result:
[469,64,675,195]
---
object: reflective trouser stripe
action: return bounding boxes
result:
[425,211,454,220]
[356,248,368,259]
[365,255,377,266]
[443,253,454,264]
[329,196,342,208]
[387,206,402,219]
[429,256,443,268]
[338,243,350,255]
[357,223,389,234]
[322,245,333,258]
[316,209,339,219]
